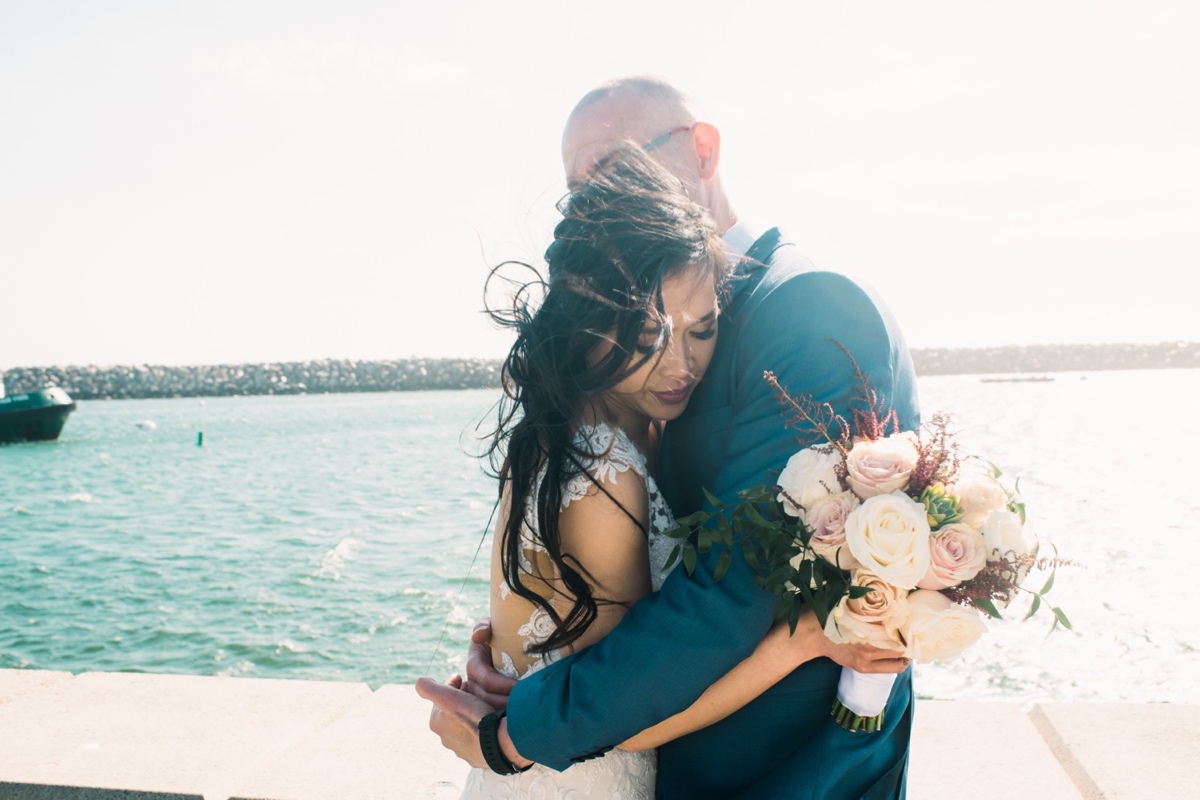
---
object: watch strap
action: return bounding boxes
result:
[478,709,531,775]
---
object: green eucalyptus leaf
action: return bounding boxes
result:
[742,485,774,504]
[765,565,793,587]
[703,488,723,509]
[972,597,1004,619]
[742,539,760,570]
[663,546,681,572]
[714,549,733,582]
[1023,593,1041,621]
[743,503,770,528]
[662,524,688,540]
[1051,606,1072,630]
[682,544,697,575]
[788,598,802,633]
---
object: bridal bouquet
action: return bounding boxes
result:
[665,358,1072,732]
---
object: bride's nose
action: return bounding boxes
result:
[659,334,698,380]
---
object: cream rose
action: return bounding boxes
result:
[844,491,932,589]
[777,446,843,515]
[824,568,909,649]
[802,491,862,570]
[952,469,1009,529]
[982,509,1036,562]
[916,523,988,590]
[846,434,918,499]
[899,589,987,662]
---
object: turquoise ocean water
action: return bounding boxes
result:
[2,371,1198,703]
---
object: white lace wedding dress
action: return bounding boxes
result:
[460,422,678,800]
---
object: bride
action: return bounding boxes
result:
[461,148,719,798]
[455,147,906,798]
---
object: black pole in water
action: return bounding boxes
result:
[197,431,203,447]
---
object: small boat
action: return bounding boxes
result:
[0,379,77,444]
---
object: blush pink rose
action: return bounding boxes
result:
[846,434,918,499]
[824,568,909,650]
[917,523,988,590]
[951,467,1009,529]
[802,491,862,570]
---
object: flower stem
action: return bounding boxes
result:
[831,698,884,733]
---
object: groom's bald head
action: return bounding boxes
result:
[562,75,734,233]
[562,76,701,187]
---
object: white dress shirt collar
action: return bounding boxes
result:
[721,219,763,257]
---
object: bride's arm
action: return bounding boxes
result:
[550,469,653,652]
[618,608,908,751]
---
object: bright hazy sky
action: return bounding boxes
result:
[2,1,1197,368]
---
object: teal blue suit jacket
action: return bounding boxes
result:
[506,229,920,799]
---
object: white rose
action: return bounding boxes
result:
[824,568,909,650]
[846,434,918,499]
[917,523,988,590]
[776,446,843,516]
[900,589,987,663]
[844,491,932,589]
[952,470,1009,529]
[802,491,862,570]
[981,509,1036,562]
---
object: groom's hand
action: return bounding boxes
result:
[415,675,533,771]
[463,618,517,708]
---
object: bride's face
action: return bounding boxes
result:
[594,263,719,429]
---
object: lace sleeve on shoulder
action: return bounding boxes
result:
[560,423,648,507]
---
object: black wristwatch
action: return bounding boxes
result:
[478,709,531,775]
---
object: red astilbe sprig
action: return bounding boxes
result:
[764,371,853,455]
[835,340,900,444]
[907,413,961,497]
[943,554,1084,613]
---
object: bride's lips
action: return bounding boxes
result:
[651,384,694,406]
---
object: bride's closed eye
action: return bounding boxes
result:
[635,326,665,355]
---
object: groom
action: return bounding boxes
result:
[419,75,920,799]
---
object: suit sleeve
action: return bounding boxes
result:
[505,269,919,771]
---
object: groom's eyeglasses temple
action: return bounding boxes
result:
[643,125,693,152]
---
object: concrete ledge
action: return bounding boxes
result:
[0,670,1193,799]
[230,683,466,800]
[0,785,202,800]
[0,671,373,799]
[1030,703,1199,800]
[909,701,1083,799]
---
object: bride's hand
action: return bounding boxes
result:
[774,608,910,674]
[463,618,517,709]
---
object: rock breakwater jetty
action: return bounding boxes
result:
[2,358,500,401]
[2,342,1196,400]
[910,340,1198,376]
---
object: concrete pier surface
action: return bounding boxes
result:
[0,669,1194,799]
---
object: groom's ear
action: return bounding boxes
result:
[692,122,721,180]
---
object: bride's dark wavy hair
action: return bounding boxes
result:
[484,145,726,655]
